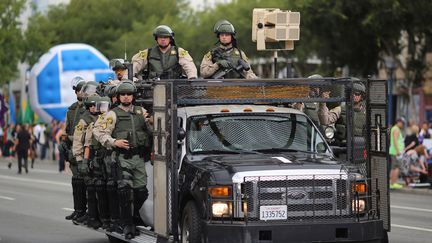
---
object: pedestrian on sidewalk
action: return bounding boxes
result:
[55,122,66,173]
[389,118,406,189]
[15,124,31,174]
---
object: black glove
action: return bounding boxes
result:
[217,60,232,69]
[58,141,68,156]
[78,159,89,174]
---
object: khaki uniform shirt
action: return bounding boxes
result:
[200,46,257,79]
[72,119,90,162]
[318,103,342,126]
[131,46,197,79]
[93,105,148,149]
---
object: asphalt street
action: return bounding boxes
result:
[0,158,431,243]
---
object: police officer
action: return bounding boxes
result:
[72,92,100,227]
[82,96,112,230]
[62,76,87,221]
[93,81,151,239]
[109,59,128,84]
[200,20,256,79]
[132,25,197,80]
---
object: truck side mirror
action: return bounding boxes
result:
[178,127,186,141]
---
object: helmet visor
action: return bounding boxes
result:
[97,101,110,113]
[81,85,97,97]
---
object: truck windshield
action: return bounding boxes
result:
[187,113,329,155]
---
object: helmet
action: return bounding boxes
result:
[84,94,100,107]
[353,82,366,94]
[214,20,236,35]
[116,80,137,95]
[153,25,174,38]
[96,96,111,113]
[81,81,99,97]
[104,85,117,98]
[109,59,126,71]
[71,76,85,91]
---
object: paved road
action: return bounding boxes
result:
[389,191,432,243]
[0,159,107,243]
[0,158,431,242]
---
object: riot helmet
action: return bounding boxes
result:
[84,94,99,109]
[81,81,99,98]
[71,76,85,91]
[353,82,366,94]
[153,25,175,47]
[116,80,137,95]
[214,20,236,36]
[104,85,117,98]
[307,74,324,98]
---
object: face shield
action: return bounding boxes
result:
[81,85,98,98]
[97,101,111,113]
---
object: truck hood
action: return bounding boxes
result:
[185,152,345,184]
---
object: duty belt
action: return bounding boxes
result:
[115,147,146,159]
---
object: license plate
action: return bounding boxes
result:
[259,205,287,221]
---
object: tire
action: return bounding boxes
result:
[181,201,202,243]
[106,234,128,243]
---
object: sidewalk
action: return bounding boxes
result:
[0,156,66,173]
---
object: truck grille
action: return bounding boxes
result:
[240,174,352,221]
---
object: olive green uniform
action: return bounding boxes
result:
[200,45,257,79]
[132,46,197,80]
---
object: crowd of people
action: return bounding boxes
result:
[0,120,67,174]
[389,118,432,189]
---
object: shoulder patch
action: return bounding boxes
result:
[106,117,113,125]
[179,49,189,58]
[170,49,177,55]
[234,50,240,56]
[138,50,148,59]
[204,51,212,59]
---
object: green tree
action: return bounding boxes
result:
[0,0,26,83]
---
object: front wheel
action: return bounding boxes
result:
[181,201,202,243]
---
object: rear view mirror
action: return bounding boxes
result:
[316,142,327,153]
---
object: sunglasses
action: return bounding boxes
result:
[353,91,362,96]
[119,93,133,96]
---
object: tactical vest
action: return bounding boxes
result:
[147,46,182,79]
[65,102,85,136]
[112,106,149,148]
[211,47,244,79]
[335,103,366,140]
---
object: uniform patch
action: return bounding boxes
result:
[179,49,189,58]
[76,124,84,132]
[106,117,113,125]
[136,109,142,115]
[101,122,107,130]
[139,50,148,60]
[170,50,177,55]
[204,51,212,59]
[235,50,240,55]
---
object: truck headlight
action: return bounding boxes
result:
[212,202,231,217]
[352,199,366,213]
[324,126,335,139]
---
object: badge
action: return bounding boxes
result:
[76,124,83,132]
[106,117,113,125]
[235,50,240,55]
[136,109,142,114]
[101,122,107,130]
[171,50,177,55]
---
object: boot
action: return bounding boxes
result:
[118,187,134,240]
[66,177,79,220]
[72,177,87,224]
[107,180,122,233]
[133,187,148,226]
[95,179,110,229]
[86,182,101,229]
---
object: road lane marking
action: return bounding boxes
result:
[0,175,70,187]
[392,224,432,233]
[0,195,15,200]
[391,205,432,213]
[62,207,74,211]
